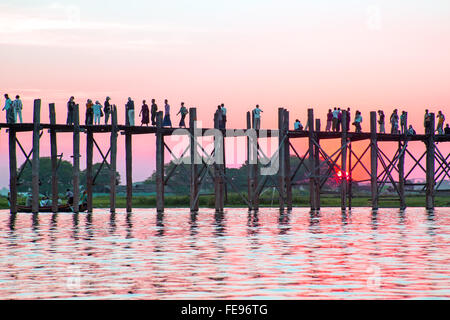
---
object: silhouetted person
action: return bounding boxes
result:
[85,99,94,125]
[163,99,172,127]
[346,108,351,132]
[406,124,416,136]
[140,100,150,126]
[400,111,407,134]
[378,110,385,133]
[353,110,362,133]
[66,96,75,125]
[294,119,303,131]
[126,97,135,126]
[336,108,342,132]
[332,107,338,131]
[151,99,157,125]
[253,105,263,130]
[104,97,111,124]
[444,124,450,135]
[221,103,227,129]
[13,95,23,123]
[325,109,332,132]
[214,105,223,129]
[93,100,102,125]
[2,94,14,123]
[177,102,188,128]
[390,109,399,134]
[424,109,431,134]
[436,111,445,135]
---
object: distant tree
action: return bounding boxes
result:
[81,163,121,193]
[17,157,74,195]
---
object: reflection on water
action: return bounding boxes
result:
[0,207,449,299]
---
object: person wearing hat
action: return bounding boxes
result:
[93,100,103,125]
[104,97,111,125]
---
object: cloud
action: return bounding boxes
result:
[0,3,198,49]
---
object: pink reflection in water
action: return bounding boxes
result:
[0,207,449,299]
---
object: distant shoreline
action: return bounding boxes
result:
[2,194,449,209]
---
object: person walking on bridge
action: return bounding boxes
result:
[390,109,399,134]
[93,101,102,125]
[253,105,263,130]
[400,111,407,134]
[424,109,432,134]
[326,109,332,132]
[436,111,445,135]
[126,97,135,126]
[177,102,188,128]
[2,94,14,123]
[163,99,172,127]
[378,110,385,133]
[221,103,227,129]
[13,95,23,123]
[85,99,94,125]
[104,97,111,125]
[353,110,363,133]
[67,96,75,125]
[140,100,150,126]
[151,99,157,126]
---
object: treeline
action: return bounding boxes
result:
[16,157,120,195]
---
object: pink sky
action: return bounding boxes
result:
[0,1,449,187]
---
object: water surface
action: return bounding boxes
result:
[0,208,449,299]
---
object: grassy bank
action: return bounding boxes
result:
[2,193,447,210]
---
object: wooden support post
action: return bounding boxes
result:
[285,110,292,211]
[308,109,316,210]
[247,111,259,211]
[348,140,353,210]
[370,111,378,210]
[426,113,435,210]
[31,99,41,213]
[110,105,117,213]
[314,118,321,210]
[126,130,133,213]
[278,108,286,210]
[86,128,93,213]
[9,128,17,214]
[156,111,164,213]
[214,132,224,213]
[190,108,199,212]
[398,112,407,209]
[73,104,80,213]
[49,103,58,213]
[341,111,348,210]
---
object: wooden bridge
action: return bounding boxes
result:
[1,99,449,214]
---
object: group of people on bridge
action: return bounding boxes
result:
[2,93,449,135]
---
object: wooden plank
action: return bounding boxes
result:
[110,105,118,213]
[49,103,58,213]
[86,128,93,213]
[73,104,80,213]
[126,131,133,213]
[370,111,378,210]
[341,111,347,210]
[190,108,199,212]
[156,111,164,213]
[9,128,17,214]
[31,99,41,213]
[426,113,435,209]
